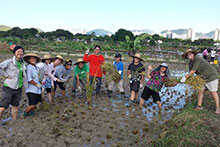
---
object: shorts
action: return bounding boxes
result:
[0,86,22,109]
[210,57,215,62]
[202,79,218,92]
[141,86,161,103]
[26,92,42,105]
[45,88,51,93]
[54,81,65,91]
[130,81,140,92]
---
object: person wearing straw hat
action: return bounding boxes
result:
[181,49,220,114]
[107,53,125,98]
[127,53,145,107]
[37,54,53,81]
[72,58,89,96]
[0,46,28,122]
[42,55,63,103]
[139,63,170,110]
[83,45,104,96]
[23,53,42,116]
[52,59,73,99]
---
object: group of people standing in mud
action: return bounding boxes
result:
[202,47,220,66]
[0,44,219,124]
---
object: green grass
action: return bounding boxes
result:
[0,50,11,54]
[151,92,220,147]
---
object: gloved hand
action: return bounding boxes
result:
[36,83,42,88]
[77,86,82,90]
[85,49,90,54]
[77,86,82,93]
[56,79,62,82]
[180,76,186,83]
[128,75,131,79]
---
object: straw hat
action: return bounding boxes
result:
[42,54,52,63]
[130,53,144,61]
[182,49,197,58]
[74,58,86,65]
[23,53,41,63]
[54,55,64,63]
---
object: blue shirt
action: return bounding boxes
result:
[26,64,41,94]
[113,61,124,79]
[55,65,72,82]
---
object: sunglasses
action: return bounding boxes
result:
[67,64,72,66]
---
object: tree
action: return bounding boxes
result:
[134,37,141,50]
[112,28,135,42]
[193,39,214,46]
[7,27,22,38]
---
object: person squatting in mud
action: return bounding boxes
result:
[0,46,28,121]
[139,63,170,110]
[127,53,145,106]
[72,58,89,97]
[52,59,73,99]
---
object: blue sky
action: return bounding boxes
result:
[0,0,219,33]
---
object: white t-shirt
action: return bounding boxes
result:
[211,50,216,57]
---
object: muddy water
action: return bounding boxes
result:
[0,54,192,146]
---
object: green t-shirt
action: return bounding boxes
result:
[189,56,218,82]
[16,60,23,88]
[3,60,23,88]
[74,64,89,80]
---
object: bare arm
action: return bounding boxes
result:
[146,65,152,79]
[29,80,38,86]
[185,70,196,79]
[127,70,131,77]
[141,72,145,82]
[76,75,80,87]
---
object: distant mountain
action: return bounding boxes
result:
[0,25,11,31]
[160,29,188,35]
[160,29,215,39]
[205,31,214,37]
[131,29,154,35]
[86,29,112,36]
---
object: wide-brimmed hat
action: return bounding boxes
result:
[23,53,41,63]
[130,53,144,61]
[160,63,168,68]
[74,58,86,65]
[54,55,64,63]
[42,54,52,63]
[182,49,197,58]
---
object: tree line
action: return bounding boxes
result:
[0,27,218,52]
